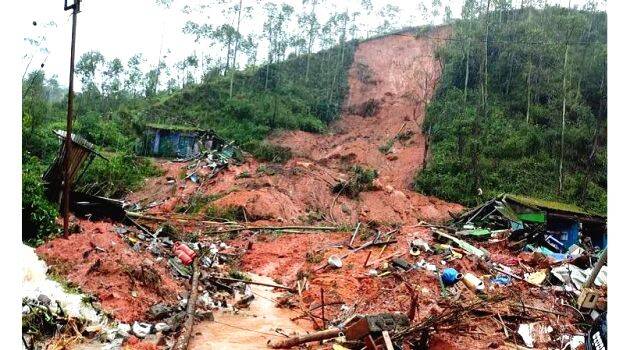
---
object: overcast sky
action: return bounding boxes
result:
[22,0,604,91]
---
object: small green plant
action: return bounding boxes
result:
[228,270,252,282]
[396,130,414,142]
[244,141,292,163]
[48,271,82,295]
[305,251,324,264]
[203,204,246,221]
[378,139,394,154]
[236,171,251,179]
[332,165,378,198]
[256,164,279,176]
[175,193,222,214]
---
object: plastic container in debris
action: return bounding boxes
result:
[462,273,485,292]
[173,242,196,265]
[174,242,197,259]
[327,255,343,268]
[441,268,463,286]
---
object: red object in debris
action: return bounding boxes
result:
[173,242,196,265]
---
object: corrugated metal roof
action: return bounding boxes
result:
[54,130,106,159]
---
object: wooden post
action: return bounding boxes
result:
[584,247,607,289]
[62,0,80,237]
[363,251,372,268]
[320,287,326,329]
[173,258,201,350]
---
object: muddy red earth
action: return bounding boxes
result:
[36,220,185,323]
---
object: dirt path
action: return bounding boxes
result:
[188,274,309,350]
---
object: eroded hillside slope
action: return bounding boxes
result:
[132,27,461,225]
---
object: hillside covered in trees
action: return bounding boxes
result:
[415,4,606,213]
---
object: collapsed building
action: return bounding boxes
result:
[452,193,607,256]
[139,123,224,158]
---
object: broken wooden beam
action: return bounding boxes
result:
[172,258,201,350]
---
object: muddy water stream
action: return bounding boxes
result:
[188,273,309,349]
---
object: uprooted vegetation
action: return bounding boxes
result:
[333,165,378,198]
[347,98,381,117]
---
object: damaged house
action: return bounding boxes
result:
[139,123,223,158]
[453,193,607,254]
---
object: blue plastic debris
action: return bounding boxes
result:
[441,268,463,286]
[491,274,511,286]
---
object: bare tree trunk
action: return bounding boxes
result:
[172,258,201,350]
[558,43,569,194]
[225,37,232,74]
[305,1,317,82]
[463,40,470,104]
[265,27,273,91]
[526,59,532,123]
[229,0,243,98]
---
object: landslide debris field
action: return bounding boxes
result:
[27,28,604,350]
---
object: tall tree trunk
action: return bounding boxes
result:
[483,0,490,110]
[305,1,317,82]
[558,43,569,194]
[580,131,599,201]
[229,0,243,98]
[225,37,232,74]
[526,58,532,123]
[463,40,470,105]
[265,27,272,91]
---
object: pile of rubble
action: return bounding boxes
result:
[179,142,239,184]
[229,215,607,349]
[26,217,298,349]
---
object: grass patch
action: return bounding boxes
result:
[245,141,292,163]
[203,204,246,222]
[175,193,223,214]
[228,269,252,282]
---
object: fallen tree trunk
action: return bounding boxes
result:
[268,328,341,349]
[172,258,201,350]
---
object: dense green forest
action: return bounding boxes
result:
[415,4,607,214]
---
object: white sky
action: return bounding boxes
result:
[22,0,604,91]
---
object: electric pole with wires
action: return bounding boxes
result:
[62,0,81,237]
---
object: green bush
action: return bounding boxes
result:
[333,165,378,198]
[75,153,162,198]
[22,155,59,245]
[244,141,292,163]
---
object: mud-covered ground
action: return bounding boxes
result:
[33,27,594,349]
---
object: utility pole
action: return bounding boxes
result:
[62,0,81,237]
